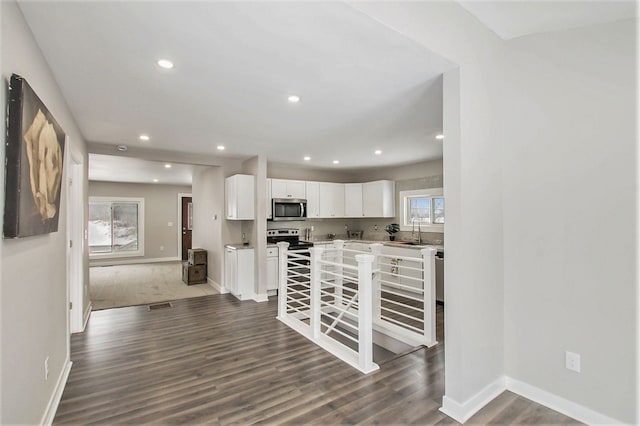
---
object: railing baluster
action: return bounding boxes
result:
[310,247,323,340]
[421,247,437,346]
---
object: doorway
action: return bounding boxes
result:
[179,194,193,261]
[67,149,85,334]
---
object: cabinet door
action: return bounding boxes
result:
[271,179,306,199]
[287,180,306,199]
[267,256,278,291]
[362,180,395,218]
[344,183,363,217]
[267,178,272,219]
[305,181,320,218]
[224,248,237,294]
[236,175,255,220]
[225,176,236,219]
[226,174,255,220]
[319,183,344,218]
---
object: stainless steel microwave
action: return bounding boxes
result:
[271,198,306,221]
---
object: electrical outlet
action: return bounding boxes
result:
[565,351,581,373]
[167,222,173,227]
[159,245,164,251]
[44,356,49,381]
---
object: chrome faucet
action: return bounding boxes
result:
[412,219,423,244]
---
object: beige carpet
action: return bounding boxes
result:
[90,262,218,310]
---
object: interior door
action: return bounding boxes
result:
[181,197,193,260]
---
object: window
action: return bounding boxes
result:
[399,189,444,231]
[89,197,144,258]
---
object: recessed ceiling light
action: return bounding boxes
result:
[153,179,159,183]
[157,59,174,69]
[117,145,128,152]
[217,145,225,151]
[304,156,311,161]
[436,134,444,140]
[164,164,172,169]
[288,95,300,103]
[139,134,150,141]
[332,160,340,164]
[374,150,382,155]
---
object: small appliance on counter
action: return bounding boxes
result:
[347,230,363,239]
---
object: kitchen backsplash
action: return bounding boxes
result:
[267,219,443,244]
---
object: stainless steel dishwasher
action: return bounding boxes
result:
[435,251,444,303]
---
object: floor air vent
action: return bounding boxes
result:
[148,302,173,311]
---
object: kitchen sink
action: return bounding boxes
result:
[386,241,425,246]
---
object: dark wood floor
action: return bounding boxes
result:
[54,295,580,425]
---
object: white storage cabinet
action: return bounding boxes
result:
[319,182,345,218]
[224,246,255,300]
[344,183,363,217]
[271,179,306,199]
[226,174,255,220]
[267,246,279,292]
[305,181,320,219]
[362,180,395,218]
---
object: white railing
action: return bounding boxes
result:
[276,239,436,374]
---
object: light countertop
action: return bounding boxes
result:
[225,243,254,250]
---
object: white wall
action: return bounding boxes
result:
[0,1,89,423]
[501,19,637,422]
[352,2,637,424]
[88,181,192,263]
[191,161,244,288]
[242,156,268,298]
[351,2,506,418]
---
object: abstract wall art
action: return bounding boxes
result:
[4,74,66,238]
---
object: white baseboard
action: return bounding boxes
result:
[82,302,92,332]
[505,377,623,425]
[439,375,623,425]
[253,293,269,302]
[90,256,180,267]
[440,376,506,423]
[41,358,72,426]
[208,277,228,294]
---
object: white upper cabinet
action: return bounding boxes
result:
[271,179,306,199]
[305,181,320,219]
[225,174,255,220]
[319,182,345,218]
[344,183,363,217]
[362,180,395,218]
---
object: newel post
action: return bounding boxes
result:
[421,247,437,346]
[276,242,289,320]
[356,253,375,372]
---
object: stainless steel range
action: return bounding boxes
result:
[266,229,314,250]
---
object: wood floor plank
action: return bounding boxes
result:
[54,294,582,425]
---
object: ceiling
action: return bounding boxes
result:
[18,1,635,185]
[18,1,453,174]
[458,0,636,40]
[89,154,194,186]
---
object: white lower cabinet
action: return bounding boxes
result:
[267,246,279,292]
[224,246,255,300]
